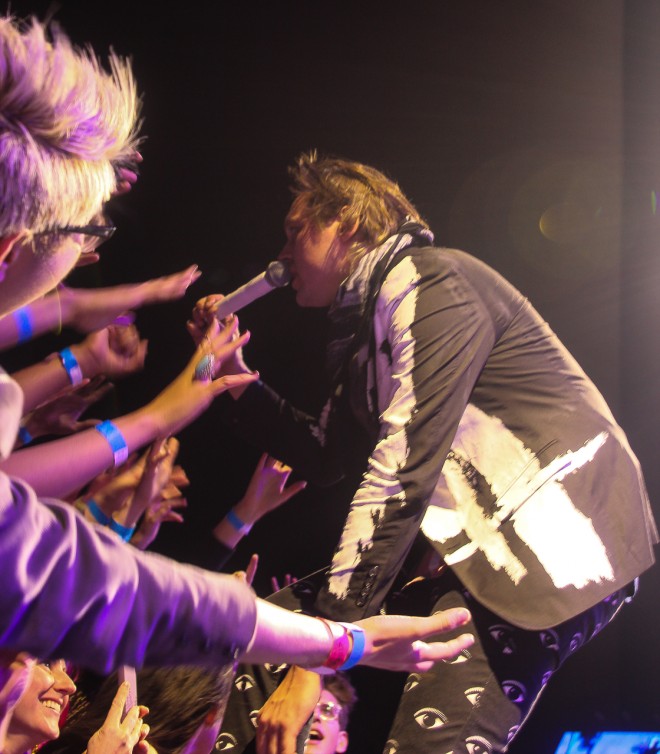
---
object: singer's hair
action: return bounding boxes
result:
[40,666,228,754]
[323,672,358,730]
[287,151,429,263]
[0,15,142,237]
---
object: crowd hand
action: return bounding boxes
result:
[122,437,186,528]
[187,298,252,376]
[256,666,321,754]
[59,264,201,332]
[111,151,143,197]
[234,454,307,530]
[86,682,150,754]
[79,324,147,380]
[145,317,258,437]
[270,573,298,595]
[355,608,475,673]
[130,493,187,551]
[232,553,260,587]
[83,452,148,518]
[20,376,112,440]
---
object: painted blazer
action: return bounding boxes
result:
[227,243,657,630]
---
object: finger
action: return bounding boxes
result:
[271,576,280,593]
[278,480,307,504]
[245,553,259,585]
[210,371,259,396]
[106,682,130,725]
[410,632,475,672]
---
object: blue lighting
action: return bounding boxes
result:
[555,732,660,754]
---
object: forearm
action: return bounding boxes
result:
[0,292,72,351]
[222,381,342,486]
[0,407,159,498]
[11,342,101,413]
[243,601,332,666]
[0,481,257,673]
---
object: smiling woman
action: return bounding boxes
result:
[3,653,76,754]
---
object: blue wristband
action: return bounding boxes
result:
[17,425,33,446]
[338,623,366,670]
[226,507,252,535]
[59,347,83,385]
[94,420,129,468]
[109,518,135,542]
[13,307,33,343]
[87,499,112,526]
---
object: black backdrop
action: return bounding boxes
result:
[4,1,660,751]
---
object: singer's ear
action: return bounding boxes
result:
[338,218,359,242]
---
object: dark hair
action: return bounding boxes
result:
[323,672,358,730]
[40,665,230,754]
[288,151,429,266]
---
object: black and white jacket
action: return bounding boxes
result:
[227,228,657,630]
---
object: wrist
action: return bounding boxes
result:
[59,346,85,385]
[70,343,98,380]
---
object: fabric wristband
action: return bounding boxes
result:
[59,347,83,386]
[109,517,136,542]
[338,623,366,670]
[87,499,112,526]
[307,619,351,675]
[226,507,252,535]
[17,425,33,446]
[13,307,33,343]
[94,420,129,467]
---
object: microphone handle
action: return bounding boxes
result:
[213,271,272,320]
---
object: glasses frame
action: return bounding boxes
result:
[33,221,117,255]
[315,700,342,722]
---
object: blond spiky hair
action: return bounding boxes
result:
[0,15,142,235]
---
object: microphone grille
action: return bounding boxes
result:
[264,260,292,288]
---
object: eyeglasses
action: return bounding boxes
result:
[57,221,117,254]
[315,701,342,722]
[34,217,117,255]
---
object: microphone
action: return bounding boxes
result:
[214,260,291,320]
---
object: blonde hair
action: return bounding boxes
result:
[288,151,428,262]
[0,15,142,236]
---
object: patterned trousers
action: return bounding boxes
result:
[216,568,635,754]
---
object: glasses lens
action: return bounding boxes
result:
[317,702,340,721]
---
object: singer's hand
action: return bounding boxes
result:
[188,298,254,398]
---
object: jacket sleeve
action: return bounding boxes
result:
[314,254,498,620]
[221,380,345,487]
[0,472,257,674]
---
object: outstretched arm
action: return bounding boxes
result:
[1,320,257,498]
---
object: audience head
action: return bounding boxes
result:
[2,652,76,754]
[0,14,141,316]
[305,672,357,754]
[41,665,230,754]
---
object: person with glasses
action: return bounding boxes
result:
[305,674,356,754]
[0,17,477,749]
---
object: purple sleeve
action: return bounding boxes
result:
[0,472,257,673]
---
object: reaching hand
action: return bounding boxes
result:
[21,376,112,440]
[234,454,307,529]
[86,682,150,754]
[355,608,474,673]
[123,437,185,527]
[145,317,258,437]
[80,324,148,380]
[60,264,201,333]
[256,666,321,754]
[131,494,187,551]
[270,573,298,595]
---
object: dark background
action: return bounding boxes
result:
[4,1,660,751]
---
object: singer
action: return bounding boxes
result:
[196,152,658,754]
